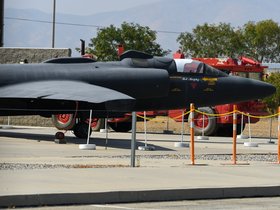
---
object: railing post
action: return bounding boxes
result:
[232,105,237,165]
[190,103,195,165]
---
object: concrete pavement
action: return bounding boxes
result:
[0,126,279,208]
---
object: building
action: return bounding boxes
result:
[0,47,71,64]
[0,47,71,126]
[263,63,280,74]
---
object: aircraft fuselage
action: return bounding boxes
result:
[0,52,276,117]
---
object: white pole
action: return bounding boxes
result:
[243,113,258,147]
[181,109,184,143]
[248,115,251,142]
[105,118,108,149]
[174,109,189,148]
[138,111,155,151]
[144,111,147,147]
[202,114,205,137]
[79,109,96,150]
[197,111,209,141]
[268,117,274,143]
[240,113,244,135]
[237,113,248,140]
[86,110,92,145]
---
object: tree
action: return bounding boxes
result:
[262,72,280,114]
[84,22,169,61]
[177,20,280,62]
[177,23,244,58]
[242,20,280,62]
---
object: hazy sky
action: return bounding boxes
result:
[5,0,161,15]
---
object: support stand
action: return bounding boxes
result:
[1,116,14,129]
[237,113,248,139]
[244,115,258,147]
[197,113,209,140]
[138,111,155,151]
[174,110,189,148]
[79,110,96,150]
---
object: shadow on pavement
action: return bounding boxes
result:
[0,130,174,151]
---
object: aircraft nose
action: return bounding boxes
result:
[214,76,276,105]
[236,77,275,99]
[251,79,276,98]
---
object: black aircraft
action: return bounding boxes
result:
[0,50,275,138]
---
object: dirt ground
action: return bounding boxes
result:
[1,115,279,139]
[136,116,279,139]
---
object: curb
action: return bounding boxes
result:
[1,186,280,208]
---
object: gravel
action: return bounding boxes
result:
[0,163,130,170]
[0,154,277,170]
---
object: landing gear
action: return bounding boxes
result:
[52,114,75,130]
[73,122,92,139]
[52,114,97,139]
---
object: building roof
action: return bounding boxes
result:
[263,63,280,69]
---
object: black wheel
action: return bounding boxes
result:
[216,124,245,137]
[108,122,132,132]
[190,107,217,136]
[73,122,92,139]
[52,114,75,130]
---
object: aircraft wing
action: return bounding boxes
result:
[0,80,135,111]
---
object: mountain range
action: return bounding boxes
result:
[4,0,280,56]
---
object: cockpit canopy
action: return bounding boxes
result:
[174,59,228,77]
[120,50,228,78]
